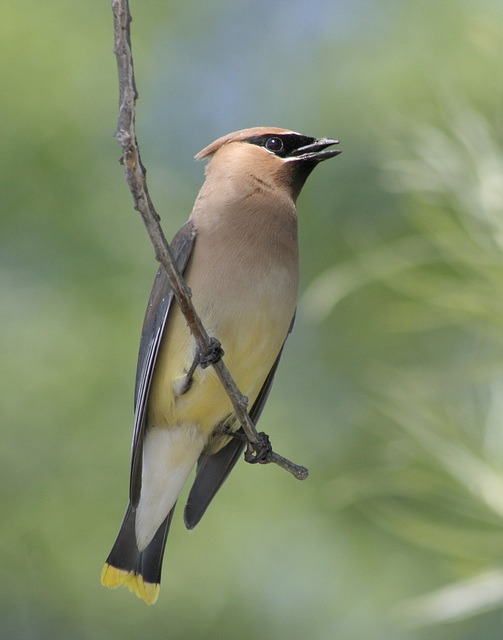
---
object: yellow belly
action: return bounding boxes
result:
[147,299,286,442]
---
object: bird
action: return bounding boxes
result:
[101,127,341,604]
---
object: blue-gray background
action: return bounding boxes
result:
[2,1,503,638]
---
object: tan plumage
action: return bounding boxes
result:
[101,127,341,603]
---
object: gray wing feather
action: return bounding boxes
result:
[129,221,196,506]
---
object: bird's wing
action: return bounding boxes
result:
[130,221,197,506]
[183,313,296,530]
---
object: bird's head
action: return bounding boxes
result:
[196,127,341,201]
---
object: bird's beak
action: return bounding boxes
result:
[288,138,341,162]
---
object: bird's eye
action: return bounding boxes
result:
[265,137,284,153]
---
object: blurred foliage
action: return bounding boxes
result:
[2,0,503,638]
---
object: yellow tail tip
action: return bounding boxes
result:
[101,563,160,605]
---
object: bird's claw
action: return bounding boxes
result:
[244,432,272,464]
[177,338,224,396]
[198,338,224,369]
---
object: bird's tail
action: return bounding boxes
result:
[101,503,174,605]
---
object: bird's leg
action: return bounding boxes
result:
[176,338,224,396]
[217,426,247,441]
[244,432,272,464]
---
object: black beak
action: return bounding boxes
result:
[288,138,341,162]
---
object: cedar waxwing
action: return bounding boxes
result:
[101,127,341,604]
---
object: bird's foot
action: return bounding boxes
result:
[176,338,224,396]
[198,337,224,369]
[245,432,272,464]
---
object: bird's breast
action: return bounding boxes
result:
[148,198,299,437]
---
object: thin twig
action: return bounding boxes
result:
[111,0,308,481]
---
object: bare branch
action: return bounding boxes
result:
[111,0,308,482]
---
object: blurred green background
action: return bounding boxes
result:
[2,0,503,638]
